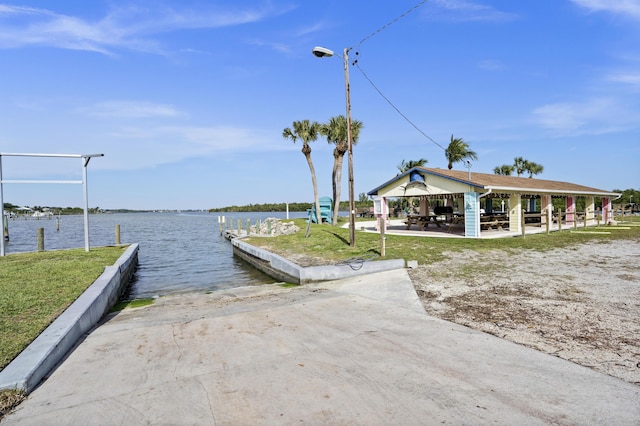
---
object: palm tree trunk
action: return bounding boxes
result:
[331,149,339,224]
[305,153,322,224]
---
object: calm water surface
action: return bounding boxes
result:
[2,212,307,298]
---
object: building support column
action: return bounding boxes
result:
[602,197,612,224]
[566,196,575,227]
[419,197,429,217]
[509,193,522,233]
[464,192,480,238]
[586,196,595,226]
[485,197,493,214]
[541,195,552,227]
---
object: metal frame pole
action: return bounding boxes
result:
[0,152,102,255]
[82,156,90,252]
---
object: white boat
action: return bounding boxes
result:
[32,211,53,218]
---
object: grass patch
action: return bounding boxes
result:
[0,246,127,371]
[0,389,26,419]
[110,298,154,312]
[279,283,299,288]
[245,218,640,267]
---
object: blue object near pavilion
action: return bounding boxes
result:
[307,197,333,224]
[409,170,424,182]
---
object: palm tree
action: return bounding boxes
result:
[283,120,322,222]
[524,161,544,178]
[320,115,363,225]
[513,157,526,177]
[493,165,514,176]
[397,158,428,175]
[445,135,478,169]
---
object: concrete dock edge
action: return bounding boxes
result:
[0,243,139,393]
[231,238,405,284]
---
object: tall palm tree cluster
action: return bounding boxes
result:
[494,157,544,178]
[282,116,363,225]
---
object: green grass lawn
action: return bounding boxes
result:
[245,216,640,267]
[0,246,128,371]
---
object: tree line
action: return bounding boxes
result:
[208,195,372,214]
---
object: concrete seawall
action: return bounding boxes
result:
[0,244,139,393]
[231,237,405,284]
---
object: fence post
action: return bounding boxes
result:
[115,224,121,245]
[545,211,550,234]
[521,209,526,237]
[3,214,8,241]
[37,227,45,251]
[380,216,386,257]
[584,208,588,228]
[558,209,563,232]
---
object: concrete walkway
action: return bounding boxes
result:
[4,269,639,425]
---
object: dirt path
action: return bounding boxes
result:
[409,239,640,385]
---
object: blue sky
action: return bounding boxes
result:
[1,0,639,210]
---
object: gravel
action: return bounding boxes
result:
[409,239,640,385]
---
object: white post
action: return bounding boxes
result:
[82,157,91,252]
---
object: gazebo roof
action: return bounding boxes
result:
[367,167,620,198]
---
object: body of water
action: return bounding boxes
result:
[2,211,307,298]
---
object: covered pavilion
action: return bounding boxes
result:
[366,167,620,238]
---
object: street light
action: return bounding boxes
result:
[312,45,356,247]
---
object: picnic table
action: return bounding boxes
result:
[405,214,442,230]
[480,214,509,230]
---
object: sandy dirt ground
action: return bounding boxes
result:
[409,239,640,385]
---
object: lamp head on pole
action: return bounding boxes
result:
[311,46,334,58]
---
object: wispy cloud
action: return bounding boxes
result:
[477,59,503,71]
[606,71,640,90]
[294,21,327,37]
[246,38,292,54]
[426,0,519,22]
[569,0,640,20]
[0,3,292,55]
[532,97,639,135]
[80,101,185,118]
[100,124,288,170]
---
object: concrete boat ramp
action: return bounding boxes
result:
[4,268,639,425]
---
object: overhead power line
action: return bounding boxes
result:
[354,62,446,152]
[358,0,430,48]
[349,0,444,151]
